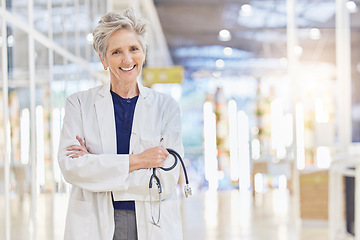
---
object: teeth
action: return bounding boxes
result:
[120,65,135,71]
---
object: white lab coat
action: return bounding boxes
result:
[58,81,184,240]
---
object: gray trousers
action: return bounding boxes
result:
[113,209,138,240]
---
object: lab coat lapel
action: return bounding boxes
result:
[129,82,152,154]
[94,83,117,154]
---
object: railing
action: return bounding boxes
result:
[329,154,360,240]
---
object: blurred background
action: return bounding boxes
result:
[1,0,360,239]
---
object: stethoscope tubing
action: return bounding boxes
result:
[148,148,190,227]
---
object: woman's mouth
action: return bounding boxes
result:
[120,65,136,71]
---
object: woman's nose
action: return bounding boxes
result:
[122,52,132,64]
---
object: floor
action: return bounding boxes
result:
[0,188,333,240]
[180,189,328,240]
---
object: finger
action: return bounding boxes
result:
[67,152,79,158]
[67,151,86,158]
[67,145,85,151]
[76,135,86,148]
[158,147,169,156]
[158,150,167,160]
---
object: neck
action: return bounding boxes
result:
[110,81,139,98]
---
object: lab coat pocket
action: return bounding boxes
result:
[140,135,163,150]
[65,198,92,240]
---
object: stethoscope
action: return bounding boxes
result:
[149,148,191,227]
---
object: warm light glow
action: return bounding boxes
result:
[273,188,288,214]
[254,173,264,193]
[271,98,282,150]
[20,108,30,164]
[315,98,329,123]
[309,28,321,40]
[279,57,288,66]
[238,111,251,191]
[52,108,62,183]
[275,147,286,161]
[231,190,251,228]
[251,138,261,160]
[228,100,239,181]
[294,45,303,57]
[204,191,218,230]
[278,175,287,191]
[270,98,287,159]
[203,101,218,191]
[36,105,45,186]
[170,84,182,101]
[284,114,293,147]
[296,103,305,170]
[316,146,331,169]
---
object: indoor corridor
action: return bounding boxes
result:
[1,189,329,240]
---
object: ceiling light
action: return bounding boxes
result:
[87,33,94,43]
[213,71,222,78]
[223,47,233,56]
[309,28,321,40]
[7,35,14,47]
[279,57,288,66]
[294,45,303,57]
[218,29,231,41]
[216,59,225,68]
[240,4,253,16]
[346,1,358,13]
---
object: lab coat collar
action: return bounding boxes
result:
[94,80,152,155]
[94,82,116,154]
[98,81,151,101]
[138,81,154,106]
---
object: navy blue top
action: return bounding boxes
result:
[110,90,139,211]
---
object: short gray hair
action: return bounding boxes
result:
[92,8,147,58]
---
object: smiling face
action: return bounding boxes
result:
[100,28,146,86]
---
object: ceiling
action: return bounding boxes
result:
[154,0,360,78]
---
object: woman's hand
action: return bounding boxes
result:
[67,135,90,158]
[129,147,169,172]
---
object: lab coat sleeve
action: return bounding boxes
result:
[58,95,129,192]
[156,97,184,198]
[121,97,184,200]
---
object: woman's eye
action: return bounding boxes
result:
[112,51,120,55]
[131,47,138,51]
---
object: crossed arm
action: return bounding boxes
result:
[67,135,169,172]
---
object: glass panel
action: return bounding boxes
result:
[293,1,336,167]
[9,0,28,24]
[1,1,109,238]
[5,20,31,238]
[33,0,49,34]
[0,13,5,239]
[351,9,360,142]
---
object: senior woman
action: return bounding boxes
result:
[57,8,184,240]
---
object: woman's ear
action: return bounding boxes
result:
[98,53,108,70]
[143,49,147,65]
